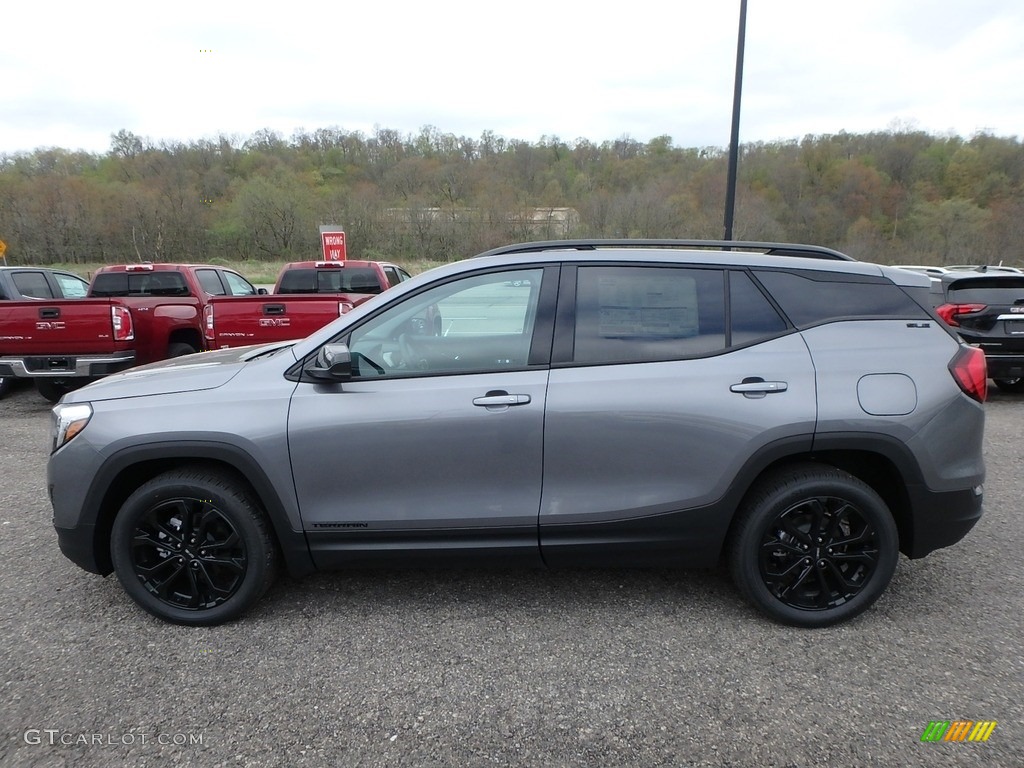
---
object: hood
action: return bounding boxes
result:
[62,342,295,403]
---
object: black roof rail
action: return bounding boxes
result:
[474,239,855,261]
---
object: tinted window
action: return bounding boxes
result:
[347,269,542,377]
[947,277,1024,304]
[278,269,316,293]
[277,268,381,294]
[730,271,787,343]
[328,268,381,294]
[196,269,226,295]
[12,271,52,299]
[573,267,726,364]
[754,270,928,327]
[91,272,190,297]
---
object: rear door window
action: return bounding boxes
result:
[196,269,226,295]
[12,271,53,299]
[730,271,788,344]
[572,266,726,364]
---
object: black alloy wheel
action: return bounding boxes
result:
[128,497,247,611]
[758,495,880,612]
[111,467,277,625]
[729,463,899,627]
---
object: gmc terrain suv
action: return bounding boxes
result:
[932,269,1024,393]
[47,240,987,628]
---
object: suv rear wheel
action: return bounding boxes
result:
[110,467,278,626]
[729,463,899,628]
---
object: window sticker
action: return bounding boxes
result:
[596,275,698,338]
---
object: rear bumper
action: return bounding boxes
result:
[0,352,136,379]
[979,352,1024,379]
[904,483,984,558]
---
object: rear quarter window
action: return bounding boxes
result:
[754,270,928,327]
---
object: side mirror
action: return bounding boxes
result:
[304,343,352,382]
[258,287,269,295]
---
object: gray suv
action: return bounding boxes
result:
[48,241,987,628]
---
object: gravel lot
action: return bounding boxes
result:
[1,381,1021,767]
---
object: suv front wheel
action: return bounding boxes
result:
[729,463,899,628]
[110,467,278,625]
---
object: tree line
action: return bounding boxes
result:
[1,124,1022,267]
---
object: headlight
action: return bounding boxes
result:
[51,403,93,453]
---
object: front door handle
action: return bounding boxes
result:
[473,392,532,408]
[730,378,788,399]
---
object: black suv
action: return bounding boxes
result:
[934,270,1024,393]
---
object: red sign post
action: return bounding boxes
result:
[319,226,347,261]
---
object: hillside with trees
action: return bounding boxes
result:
[1,125,1022,267]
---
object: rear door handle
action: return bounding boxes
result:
[730,379,788,398]
[473,392,532,408]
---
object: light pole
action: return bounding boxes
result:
[723,0,748,241]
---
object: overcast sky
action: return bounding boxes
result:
[2,0,1022,155]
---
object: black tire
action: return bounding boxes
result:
[110,467,278,626]
[0,376,12,399]
[167,342,198,358]
[728,463,899,628]
[35,379,79,403]
[993,377,1024,394]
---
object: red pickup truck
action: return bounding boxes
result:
[205,260,411,349]
[0,263,263,401]
[0,266,94,397]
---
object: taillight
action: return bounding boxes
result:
[949,346,987,403]
[204,305,215,342]
[936,303,986,327]
[339,301,353,315]
[111,306,134,341]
